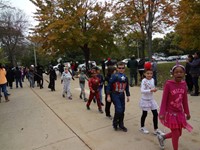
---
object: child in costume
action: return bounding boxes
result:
[61,67,72,100]
[86,67,103,113]
[79,68,88,102]
[139,62,163,135]
[157,62,193,150]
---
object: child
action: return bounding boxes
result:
[96,67,104,106]
[157,63,193,150]
[106,62,130,132]
[79,68,88,102]
[86,67,103,113]
[104,66,116,119]
[61,67,72,100]
[139,62,163,135]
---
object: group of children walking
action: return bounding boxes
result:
[59,60,192,150]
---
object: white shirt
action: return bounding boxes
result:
[140,78,155,100]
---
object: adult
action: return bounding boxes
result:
[185,54,194,93]
[187,52,200,96]
[0,63,9,102]
[106,58,113,67]
[127,55,138,87]
[6,66,15,89]
[138,58,145,81]
[14,66,23,88]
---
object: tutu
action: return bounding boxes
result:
[160,111,193,132]
[139,98,159,111]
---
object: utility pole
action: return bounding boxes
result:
[33,44,37,66]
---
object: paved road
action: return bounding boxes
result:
[0,74,199,150]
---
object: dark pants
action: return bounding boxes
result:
[105,94,112,116]
[185,74,193,92]
[15,78,23,88]
[192,76,199,94]
[141,110,158,129]
[112,92,125,128]
[129,70,138,86]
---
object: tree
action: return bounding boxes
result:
[112,0,179,58]
[30,0,115,70]
[0,7,29,66]
[175,0,200,50]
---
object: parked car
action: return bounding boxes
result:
[53,62,71,70]
[78,61,97,70]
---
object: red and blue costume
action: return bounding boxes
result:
[106,72,130,129]
[86,75,102,111]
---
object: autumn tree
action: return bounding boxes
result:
[30,0,115,70]
[175,0,200,50]
[0,6,29,66]
[112,0,179,58]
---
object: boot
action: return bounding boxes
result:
[5,96,10,102]
[119,113,127,132]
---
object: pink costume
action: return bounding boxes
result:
[159,80,193,132]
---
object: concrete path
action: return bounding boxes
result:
[0,74,199,150]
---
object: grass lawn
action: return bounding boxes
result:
[125,61,187,89]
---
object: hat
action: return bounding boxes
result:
[171,60,185,73]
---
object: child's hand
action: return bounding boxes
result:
[127,96,130,102]
[151,88,157,92]
[186,114,191,120]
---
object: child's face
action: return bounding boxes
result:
[144,70,153,80]
[173,67,185,82]
[117,65,125,73]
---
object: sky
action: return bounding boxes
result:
[8,0,164,38]
[8,0,37,25]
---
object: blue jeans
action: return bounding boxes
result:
[0,83,8,97]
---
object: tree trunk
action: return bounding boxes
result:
[81,44,90,71]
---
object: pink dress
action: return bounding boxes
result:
[159,80,193,132]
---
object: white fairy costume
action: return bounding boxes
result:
[139,78,158,111]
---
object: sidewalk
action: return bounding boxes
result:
[0,74,199,150]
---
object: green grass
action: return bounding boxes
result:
[125,61,186,89]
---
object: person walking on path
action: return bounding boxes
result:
[0,63,9,103]
[139,62,163,135]
[157,63,193,150]
[104,66,116,119]
[185,54,194,93]
[86,67,103,113]
[78,68,88,102]
[61,67,72,100]
[14,66,23,88]
[47,65,57,91]
[127,55,138,87]
[106,62,130,132]
[6,66,15,89]
[187,51,200,96]
[138,58,145,82]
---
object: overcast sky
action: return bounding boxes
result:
[8,0,164,38]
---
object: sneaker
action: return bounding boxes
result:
[139,127,149,134]
[119,126,128,132]
[154,129,164,135]
[84,98,88,102]
[86,105,90,110]
[99,109,104,114]
[157,132,165,149]
[62,94,65,98]
[68,97,72,100]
